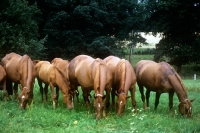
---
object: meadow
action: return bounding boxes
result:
[0,54,200,133]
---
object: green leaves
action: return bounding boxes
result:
[0,0,46,58]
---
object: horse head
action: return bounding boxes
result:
[94,93,105,120]
[116,92,131,116]
[19,86,32,109]
[178,99,195,117]
[63,89,74,110]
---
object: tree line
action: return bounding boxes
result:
[0,0,199,72]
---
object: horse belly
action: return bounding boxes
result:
[6,69,20,82]
[77,76,93,88]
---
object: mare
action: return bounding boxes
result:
[104,56,137,116]
[1,52,36,109]
[0,64,6,100]
[35,61,74,109]
[68,55,112,119]
[51,58,79,103]
[134,60,195,117]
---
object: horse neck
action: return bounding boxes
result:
[20,56,33,89]
[93,61,106,95]
[55,68,69,95]
[168,73,188,103]
[117,59,126,94]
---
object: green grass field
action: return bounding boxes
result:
[0,79,200,133]
[0,54,200,133]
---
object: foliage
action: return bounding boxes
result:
[145,0,200,67]
[27,0,147,60]
[0,0,46,59]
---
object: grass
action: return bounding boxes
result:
[1,52,200,133]
[0,79,200,133]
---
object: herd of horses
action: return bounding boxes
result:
[0,52,195,119]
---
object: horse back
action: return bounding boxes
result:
[1,53,22,81]
[51,58,69,78]
[68,55,94,88]
[135,60,175,92]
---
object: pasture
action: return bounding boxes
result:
[0,54,200,133]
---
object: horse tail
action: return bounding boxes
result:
[118,59,126,93]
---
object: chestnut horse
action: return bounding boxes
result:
[104,56,137,116]
[51,58,79,103]
[68,55,112,119]
[35,61,74,109]
[134,60,195,117]
[0,65,6,100]
[1,52,36,109]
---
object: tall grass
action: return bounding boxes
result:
[0,79,200,133]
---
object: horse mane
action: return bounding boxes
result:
[117,59,126,93]
[94,59,100,92]
[165,62,188,97]
[21,55,30,84]
[53,65,68,82]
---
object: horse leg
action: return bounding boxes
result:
[111,87,116,110]
[2,80,7,100]
[75,86,80,103]
[6,78,13,100]
[44,84,49,103]
[169,91,174,115]
[55,86,59,106]
[13,83,18,100]
[146,90,150,109]
[130,85,137,113]
[82,89,90,109]
[50,84,56,109]
[38,79,44,102]
[154,92,161,110]
[139,84,146,110]
[105,88,111,115]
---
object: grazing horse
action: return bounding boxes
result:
[104,56,137,116]
[134,60,195,117]
[1,52,36,109]
[35,61,74,109]
[0,65,6,99]
[51,58,79,103]
[68,55,112,120]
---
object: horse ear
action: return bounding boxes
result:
[126,96,131,99]
[190,98,195,102]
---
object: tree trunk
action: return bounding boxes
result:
[129,45,133,64]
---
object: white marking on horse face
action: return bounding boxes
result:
[120,101,123,105]
[22,95,25,99]
[98,103,100,108]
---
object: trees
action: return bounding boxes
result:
[0,0,46,59]
[145,0,200,74]
[28,0,146,60]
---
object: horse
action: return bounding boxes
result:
[0,64,6,100]
[134,60,195,117]
[68,55,112,120]
[35,61,74,109]
[51,58,79,103]
[1,52,36,109]
[104,56,137,116]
